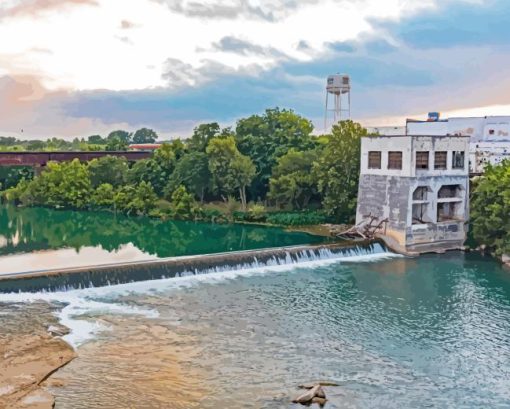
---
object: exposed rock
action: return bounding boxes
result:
[311,397,328,406]
[47,325,69,337]
[0,332,75,409]
[292,384,327,405]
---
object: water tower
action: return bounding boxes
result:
[324,74,351,131]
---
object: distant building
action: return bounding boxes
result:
[128,143,162,151]
[356,134,470,254]
[406,114,510,173]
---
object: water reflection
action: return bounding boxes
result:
[0,205,327,274]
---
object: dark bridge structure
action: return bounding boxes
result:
[0,151,152,168]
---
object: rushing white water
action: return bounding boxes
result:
[0,248,400,348]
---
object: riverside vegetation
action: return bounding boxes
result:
[1,107,503,248]
[1,109,366,226]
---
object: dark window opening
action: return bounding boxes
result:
[434,151,447,170]
[437,202,462,222]
[413,186,428,201]
[452,151,465,169]
[368,151,381,169]
[388,151,402,170]
[416,151,429,169]
[413,203,431,224]
[489,129,495,135]
[438,185,462,199]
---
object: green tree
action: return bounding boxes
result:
[207,136,256,209]
[87,135,105,145]
[471,161,510,255]
[16,159,92,209]
[106,136,129,151]
[132,128,158,144]
[170,185,196,219]
[313,120,367,221]
[92,183,115,207]
[88,156,129,188]
[107,130,131,143]
[269,148,319,209]
[235,108,316,199]
[188,123,221,152]
[113,182,157,215]
[165,152,211,203]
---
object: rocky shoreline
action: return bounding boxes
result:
[0,304,75,409]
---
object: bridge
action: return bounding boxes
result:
[0,151,152,168]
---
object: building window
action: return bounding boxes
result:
[368,151,381,169]
[452,151,465,169]
[388,151,402,170]
[434,151,447,170]
[413,186,428,201]
[416,151,429,169]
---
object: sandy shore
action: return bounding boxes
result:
[0,303,76,409]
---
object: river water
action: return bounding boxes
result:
[1,206,510,408]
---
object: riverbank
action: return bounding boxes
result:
[0,302,75,409]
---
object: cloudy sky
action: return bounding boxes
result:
[0,0,509,139]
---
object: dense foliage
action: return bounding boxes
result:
[1,110,367,225]
[471,161,510,255]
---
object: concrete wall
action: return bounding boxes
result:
[361,135,469,177]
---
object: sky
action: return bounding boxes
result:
[0,0,509,139]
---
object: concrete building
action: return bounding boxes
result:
[406,115,510,173]
[356,134,470,254]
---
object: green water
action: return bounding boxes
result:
[0,205,328,274]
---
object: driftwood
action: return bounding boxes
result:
[298,381,339,389]
[336,213,388,241]
[292,384,327,405]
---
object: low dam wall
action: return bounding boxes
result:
[0,241,388,293]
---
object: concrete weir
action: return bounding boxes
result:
[0,242,388,293]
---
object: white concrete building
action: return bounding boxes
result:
[406,115,510,173]
[356,134,470,254]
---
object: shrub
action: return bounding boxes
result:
[266,210,328,226]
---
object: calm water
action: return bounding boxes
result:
[0,205,327,274]
[1,249,510,408]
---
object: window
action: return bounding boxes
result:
[416,151,429,169]
[434,151,447,170]
[452,151,465,169]
[368,151,381,169]
[388,151,402,170]
[438,185,462,199]
[413,186,428,201]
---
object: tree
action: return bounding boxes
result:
[188,122,221,152]
[106,136,129,151]
[206,136,256,210]
[16,159,92,209]
[92,183,115,207]
[269,148,319,209]
[113,182,157,215]
[88,156,129,188]
[132,128,158,144]
[313,120,367,221]
[87,135,106,145]
[471,161,510,255]
[235,108,316,200]
[107,130,132,143]
[165,151,211,203]
[170,185,196,219]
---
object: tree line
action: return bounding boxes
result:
[1,108,367,224]
[0,127,159,152]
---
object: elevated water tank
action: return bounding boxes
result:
[326,74,350,95]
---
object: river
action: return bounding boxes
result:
[1,206,510,408]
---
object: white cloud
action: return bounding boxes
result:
[0,0,453,92]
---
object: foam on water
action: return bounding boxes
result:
[0,248,400,348]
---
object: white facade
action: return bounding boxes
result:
[406,116,510,173]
